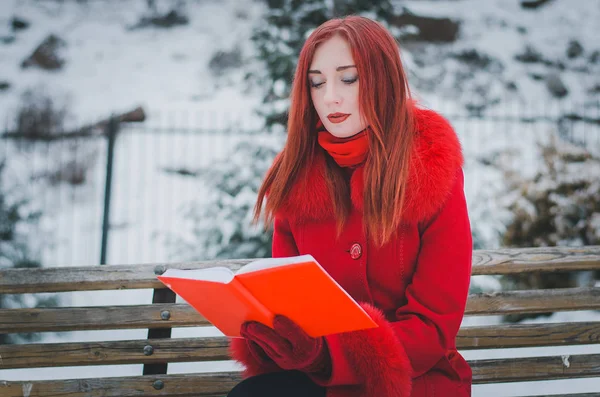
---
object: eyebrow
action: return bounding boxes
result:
[308,65,356,74]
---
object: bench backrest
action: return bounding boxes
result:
[1,246,599,396]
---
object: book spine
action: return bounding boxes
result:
[230,277,274,328]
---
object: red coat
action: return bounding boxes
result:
[231,107,473,397]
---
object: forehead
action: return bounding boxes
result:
[310,35,355,69]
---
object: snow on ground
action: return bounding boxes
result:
[402,0,600,116]
[0,0,266,127]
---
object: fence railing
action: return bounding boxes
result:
[1,102,599,268]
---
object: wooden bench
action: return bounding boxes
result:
[1,246,599,396]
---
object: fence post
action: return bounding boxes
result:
[100,117,119,265]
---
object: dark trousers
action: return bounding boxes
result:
[228,370,327,397]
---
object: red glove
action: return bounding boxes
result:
[229,335,282,377]
[240,315,331,375]
[244,337,280,368]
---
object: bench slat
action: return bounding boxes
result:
[472,246,600,276]
[471,353,600,383]
[0,304,207,333]
[0,260,249,294]
[457,321,600,349]
[1,246,599,294]
[0,337,230,369]
[531,393,600,397]
[465,287,600,316]
[0,372,240,397]
[2,322,600,369]
[2,288,599,334]
[1,354,599,396]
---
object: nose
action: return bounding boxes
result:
[323,82,341,106]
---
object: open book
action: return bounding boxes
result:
[157,254,378,338]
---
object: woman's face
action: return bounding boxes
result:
[309,35,368,138]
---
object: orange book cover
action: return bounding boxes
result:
[157,254,378,338]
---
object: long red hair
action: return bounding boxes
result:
[254,16,415,246]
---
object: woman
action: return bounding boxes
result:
[228,15,472,397]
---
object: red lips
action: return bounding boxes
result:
[327,113,350,124]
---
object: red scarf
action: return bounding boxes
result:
[316,120,369,168]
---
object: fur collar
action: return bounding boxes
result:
[278,107,464,225]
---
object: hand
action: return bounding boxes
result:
[240,315,331,374]
[229,334,282,376]
[245,337,277,366]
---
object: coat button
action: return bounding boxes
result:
[349,243,362,260]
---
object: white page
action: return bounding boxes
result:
[236,254,316,275]
[160,267,234,283]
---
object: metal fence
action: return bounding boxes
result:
[1,101,599,268]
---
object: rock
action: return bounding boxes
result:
[389,8,460,43]
[589,51,600,64]
[506,81,518,91]
[566,40,584,59]
[588,84,600,94]
[529,72,545,81]
[209,48,242,76]
[516,26,528,34]
[21,34,67,70]
[0,81,10,91]
[11,16,29,31]
[545,72,568,98]
[520,0,554,9]
[515,45,544,63]
[130,9,189,29]
[150,9,188,28]
[452,49,503,72]
[1,35,16,45]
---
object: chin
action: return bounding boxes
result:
[328,126,363,138]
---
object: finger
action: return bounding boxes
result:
[246,340,274,363]
[249,337,283,362]
[243,322,293,356]
[240,321,268,336]
[273,315,312,345]
[242,328,283,361]
[244,321,280,341]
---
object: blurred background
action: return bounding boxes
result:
[1,0,599,394]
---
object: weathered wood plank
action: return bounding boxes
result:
[0,259,249,294]
[2,322,600,369]
[471,246,600,276]
[471,353,600,383]
[2,288,599,333]
[528,394,600,397]
[0,304,208,333]
[1,246,599,294]
[0,372,240,397]
[1,354,599,396]
[0,337,230,369]
[457,321,600,349]
[466,287,600,316]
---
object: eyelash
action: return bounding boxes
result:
[310,77,358,89]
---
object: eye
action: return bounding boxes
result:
[310,80,325,89]
[342,75,358,85]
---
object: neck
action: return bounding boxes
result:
[317,125,370,168]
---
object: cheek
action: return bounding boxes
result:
[310,91,325,115]
[348,86,364,119]
[350,84,361,110]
